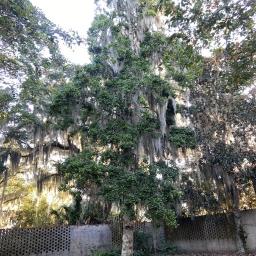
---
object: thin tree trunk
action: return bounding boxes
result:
[0,170,8,226]
[234,209,246,253]
[251,176,256,195]
[152,223,157,255]
[231,184,246,253]
[121,222,134,256]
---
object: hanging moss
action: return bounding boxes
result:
[169,127,197,149]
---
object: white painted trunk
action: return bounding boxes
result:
[121,226,134,256]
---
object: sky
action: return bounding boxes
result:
[30,0,96,65]
[30,0,212,61]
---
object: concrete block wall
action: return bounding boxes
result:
[0,225,112,256]
[1,209,256,255]
[167,209,256,253]
[241,209,256,251]
[171,239,237,253]
[70,225,112,256]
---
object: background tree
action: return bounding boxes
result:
[0,0,80,224]
[156,0,256,252]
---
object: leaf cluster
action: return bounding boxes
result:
[59,149,179,226]
[169,127,197,149]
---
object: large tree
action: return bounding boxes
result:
[48,0,205,253]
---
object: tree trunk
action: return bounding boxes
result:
[234,209,246,253]
[121,223,134,256]
[251,175,256,195]
[152,223,157,255]
[231,183,246,253]
[0,170,8,226]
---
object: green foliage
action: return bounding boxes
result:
[0,0,79,182]
[88,113,160,151]
[0,0,254,236]
[139,0,158,17]
[0,88,13,123]
[159,0,256,91]
[0,89,13,110]
[56,1,184,232]
[88,14,113,37]
[140,32,203,87]
[88,14,114,54]
[58,150,104,190]
[51,192,82,225]
[92,249,120,256]
[145,8,157,17]
[89,120,138,151]
[0,0,77,80]
[142,162,179,227]
[169,127,197,149]
[146,74,175,100]
[137,111,160,135]
[59,150,180,226]
[109,34,133,62]
[225,35,256,90]
[15,196,54,228]
[133,230,177,256]
[51,192,108,225]
[156,241,177,256]
[140,32,168,57]
[134,231,152,255]
[49,83,80,129]
[163,39,203,87]
[156,0,256,219]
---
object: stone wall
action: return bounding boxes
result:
[166,209,256,253]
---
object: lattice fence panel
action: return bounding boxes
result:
[167,214,236,241]
[0,226,70,256]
